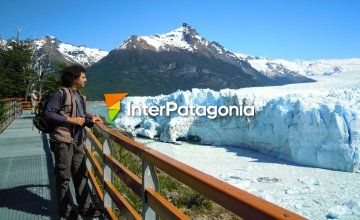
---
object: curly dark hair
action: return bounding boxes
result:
[61,64,86,87]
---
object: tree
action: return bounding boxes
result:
[0,37,9,98]
[0,29,65,100]
[0,29,34,99]
[40,62,64,100]
[27,42,52,99]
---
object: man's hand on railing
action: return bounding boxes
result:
[67,117,86,126]
[92,115,103,123]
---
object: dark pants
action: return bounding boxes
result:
[52,141,91,215]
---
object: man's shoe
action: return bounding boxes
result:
[79,205,104,218]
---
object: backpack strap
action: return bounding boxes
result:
[59,88,85,117]
[67,88,75,118]
[59,87,75,138]
[77,90,87,113]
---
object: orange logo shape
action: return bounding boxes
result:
[104,93,128,121]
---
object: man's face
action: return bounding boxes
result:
[74,72,87,89]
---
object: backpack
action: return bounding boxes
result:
[33,88,67,133]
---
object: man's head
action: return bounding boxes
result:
[61,64,87,89]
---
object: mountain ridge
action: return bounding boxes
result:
[85,23,315,100]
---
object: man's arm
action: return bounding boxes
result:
[44,91,67,124]
[45,91,86,126]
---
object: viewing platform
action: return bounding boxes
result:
[0,110,59,219]
[0,98,306,220]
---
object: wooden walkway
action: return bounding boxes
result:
[0,111,59,219]
[0,109,306,220]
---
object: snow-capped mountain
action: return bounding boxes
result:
[86,23,314,99]
[33,35,108,68]
[118,23,243,67]
[234,53,355,78]
[115,23,313,83]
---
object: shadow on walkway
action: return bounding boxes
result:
[0,184,58,218]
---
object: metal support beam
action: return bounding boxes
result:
[142,160,159,220]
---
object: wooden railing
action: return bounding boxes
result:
[85,122,307,220]
[17,97,33,110]
[0,98,22,133]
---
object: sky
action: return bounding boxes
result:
[0,0,359,60]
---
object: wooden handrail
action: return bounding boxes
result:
[16,97,31,101]
[86,148,104,178]
[1,97,34,111]
[0,98,22,133]
[0,98,18,102]
[85,122,306,220]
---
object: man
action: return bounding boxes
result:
[44,64,103,219]
[30,90,39,113]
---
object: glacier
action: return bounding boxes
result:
[113,71,359,172]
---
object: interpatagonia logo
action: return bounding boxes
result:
[104,92,255,121]
[104,93,128,121]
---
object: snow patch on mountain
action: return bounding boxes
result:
[270,59,342,76]
[320,58,360,72]
[152,25,195,51]
[34,35,108,67]
[118,24,198,52]
[234,53,360,77]
[57,42,108,66]
[233,52,252,59]
[34,39,46,50]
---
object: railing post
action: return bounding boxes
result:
[18,100,21,117]
[142,160,159,220]
[11,101,14,122]
[102,135,114,213]
[85,137,94,192]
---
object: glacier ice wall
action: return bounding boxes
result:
[114,86,359,172]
